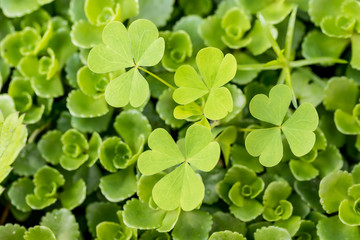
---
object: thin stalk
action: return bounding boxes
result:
[237,63,283,71]
[290,58,347,68]
[258,14,287,64]
[28,122,51,144]
[285,7,297,60]
[238,128,256,132]
[137,66,176,90]
[0,204,10,225]
[284,67,298,108]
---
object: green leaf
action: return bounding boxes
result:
[8,177,34,212]
[138,124,219,211]
[317,216,360,240]
[308,0,343,26]
[0,0,47,18]
[0,112,27,184]
[230,198,264,222]
[24,226,56,240]
[319,170,353,213]
[59,179,86,210]
[282,103,319,157]
[105,68,149,108]
[99,137,132,172]
[172,210,212,240]
[131,0,174,27]
[123,198,166,229]
[245,128,283,167]
[274,216,302,236]
[312,145,343,178]
[77,66,109,97]
[114,109,152,153]
[302,30,349,59]
[71,109,113,133]
[254,226,291,240]
[13,143,46,176]
[70,20,103,48]
[249,84,292,126]
[152,163,204,211]
[161,30,193,71]
[67,90,108,118]
[351,34,360,70]
[40,208,80,240]
[0,224,26,240]
[86,202,121,237]
[37,130,62,165]
[99,167,137,202]
[211,212,247,235]
[209,231,246,240]
[323,77,358,112]
[173,47,236,120]
[339,199,360,226]
[289,160,319,181]
[138,128,183,175]
[156,89,186,128]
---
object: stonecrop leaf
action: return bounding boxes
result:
[138,124,220,211]
[88,19,165,108]
[245,84,319,167]
[172,47,237,120]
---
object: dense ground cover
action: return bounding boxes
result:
[1,0,360,239]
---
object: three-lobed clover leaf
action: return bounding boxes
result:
[245,84,319,167]
[88,19,165,108]
[172,47,237,120]
[138,124,220,211]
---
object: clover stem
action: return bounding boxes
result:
[238,128,255,132]
[28,121,51,143]
[289,58,347,68]
[285,7,297,60]
[258,14,287,64]
[237,63,283,71]
[0,203,10,225]
[283,67,298,109]
[137,66,176,90]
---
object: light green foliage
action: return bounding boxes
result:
[161,30,193,71]
[209,231,246,240]
[309,0,360,69]
[254,226,291,240]
[172,210,212,240]
[24,226,56,240]
[88,19,164,107]
[245,84,319,167]
[0,0,54,18]
[172,47,236,120]
[37,129,101,170]
[262,181,293,222]
[0,112,27,192]
[70,0,138,48]
[40,208,80,240]
[217,166,264,222]
[25,166,65,209]
[138,124,220,211]
[1,0,360,238]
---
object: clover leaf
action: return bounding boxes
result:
[172,47,237,120]
[245,84,319,167]
[88,19,165,108]
[138,124,220,211]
